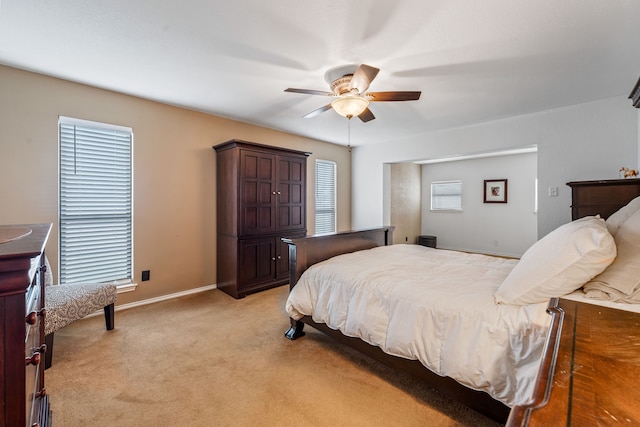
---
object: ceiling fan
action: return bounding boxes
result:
[285,64,421,122]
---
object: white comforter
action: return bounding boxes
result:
[285,244,551,407]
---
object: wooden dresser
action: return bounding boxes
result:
[566,179,640,220]
[0,224,51,427]
[213,140,310,299]
[508,298,640,426]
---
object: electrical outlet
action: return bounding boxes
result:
[548,187,559,197]
[142,270,150,281]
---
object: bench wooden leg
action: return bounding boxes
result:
[104,303,115,330]
[45,333,54,370]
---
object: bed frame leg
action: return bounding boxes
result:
[284,319,305,340]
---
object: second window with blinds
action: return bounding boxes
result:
[315,159,336,234]
[431,180,463,211]
[59,116,133,285]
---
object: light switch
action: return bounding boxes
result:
[548,187,558,197]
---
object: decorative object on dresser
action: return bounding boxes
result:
[619,166,639,178]
[566,178,640,220]
[0,223,52,427]
[213,139,310,299]
[42,256,116,369]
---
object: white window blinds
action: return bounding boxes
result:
[59,117,133,284]
[315,160,336,234]
[431,180,463,211]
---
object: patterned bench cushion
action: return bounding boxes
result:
[45,282,117,336]
[43,256,117,336]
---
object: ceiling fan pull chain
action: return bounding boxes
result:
[347,117,352,152]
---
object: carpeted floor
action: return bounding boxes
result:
[46,285,501,426]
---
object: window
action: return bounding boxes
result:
[431,180,462,211]
[315,160,336,234]
[59,116,133,285]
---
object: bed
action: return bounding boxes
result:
[283,182,640,423]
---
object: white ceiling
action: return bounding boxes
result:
[1,0,639,147]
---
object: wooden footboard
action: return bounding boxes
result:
[282,226,394,289]
[282,226,393,341]
[281,226,510,423]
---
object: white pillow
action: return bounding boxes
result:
[495,216,616,305]
[606,196,640,237]
[584,207,640,302]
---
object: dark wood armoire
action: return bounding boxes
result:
[213,139,310,299]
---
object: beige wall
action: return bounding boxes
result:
[0,65,351,305]
[389,163,421,245]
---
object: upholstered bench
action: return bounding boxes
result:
[43,257,117,369]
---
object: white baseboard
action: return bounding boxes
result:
[85,283,218,318]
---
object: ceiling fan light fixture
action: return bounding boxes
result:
[331,95,369,119]
[286,63,420,123]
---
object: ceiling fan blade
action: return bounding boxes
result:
[349,64,380,94]
[285,88,334,96]
[358,108,375,123]
[303,104,333,118]
[367,91,421,101]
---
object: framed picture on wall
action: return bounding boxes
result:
[484,179,508,203]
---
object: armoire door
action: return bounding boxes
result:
[277,154,306,233]
[238,237,276,290]
[240,149,277,236]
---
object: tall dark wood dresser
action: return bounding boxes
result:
[567,178,640,220]
[213,140,310,299]
[0,223,51,427]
